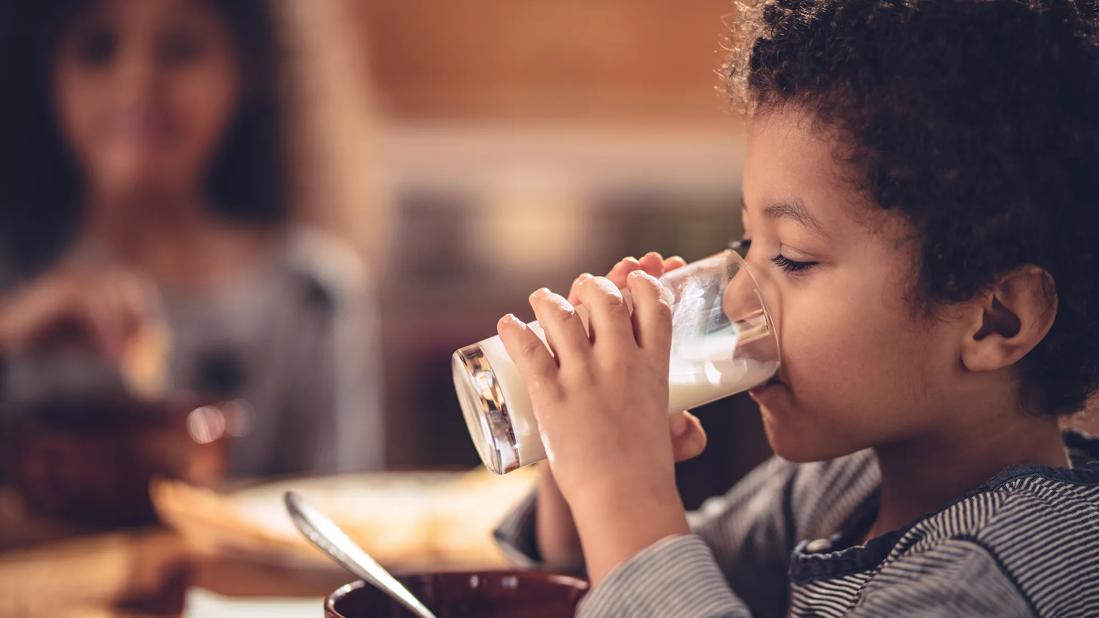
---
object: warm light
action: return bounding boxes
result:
[187,406,228,445]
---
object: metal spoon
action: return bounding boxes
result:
[284,491,437,618]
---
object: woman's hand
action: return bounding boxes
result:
[0,259,164,363]
[499,251,703,584]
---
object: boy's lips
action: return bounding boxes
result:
[748,374,786,398]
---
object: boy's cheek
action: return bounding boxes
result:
[773,318,921,445]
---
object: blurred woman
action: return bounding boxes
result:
[0,0,384,476]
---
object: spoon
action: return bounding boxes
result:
[283,491,437,618]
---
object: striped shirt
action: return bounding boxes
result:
[495,431,1099,617]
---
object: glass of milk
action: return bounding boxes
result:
[452,249,780,474]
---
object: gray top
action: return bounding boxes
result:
[496,432,1099,617]
[1,229,384,477]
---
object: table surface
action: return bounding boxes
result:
[0,487,428,618]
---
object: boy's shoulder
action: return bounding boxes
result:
[888,431,1099,615]
[907,430,1099,546]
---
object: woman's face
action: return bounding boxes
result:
[737,108,971,462]
[53,0,242,203]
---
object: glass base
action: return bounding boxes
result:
[452,345,521,474]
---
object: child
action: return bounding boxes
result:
[494,1,1099,615]
[0,0,383,476]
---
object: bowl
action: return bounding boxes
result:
[325,570,589,618]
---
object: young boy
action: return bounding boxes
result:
[494,1,1099,615]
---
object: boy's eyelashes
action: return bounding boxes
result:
[730,238,819,275]
[771,253,818,274]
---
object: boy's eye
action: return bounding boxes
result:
[771,254,818,274]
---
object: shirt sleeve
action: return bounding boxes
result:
[492,490,546,569]
[298,277,386,474]
[577,535,752,618]
[281,232,386,475]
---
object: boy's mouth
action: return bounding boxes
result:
[749,374,785,396]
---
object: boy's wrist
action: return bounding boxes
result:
[568,479,689,586]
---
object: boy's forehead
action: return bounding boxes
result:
[743,109,882,235]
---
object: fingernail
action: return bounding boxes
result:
[577,273,593,281]
[529,288,549,300]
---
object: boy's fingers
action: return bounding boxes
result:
[528,288,591,365]
[638,252,665,277]
[498,314,559,391]
[573,276,636,356]
[567,273,594,306]
[670,411,708,462]
[663,256,687,272]
[606,257,642,288]
[627,270,673,356]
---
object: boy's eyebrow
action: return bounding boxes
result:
[747,199,829,237]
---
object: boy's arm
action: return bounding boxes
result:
[573,455,798,618]
[494,454,800,616]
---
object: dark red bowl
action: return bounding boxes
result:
[325,570,589,618]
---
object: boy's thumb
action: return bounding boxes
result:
[670,411,708,462]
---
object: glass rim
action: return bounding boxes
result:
[452,347,520,474]
[721,248,782,371]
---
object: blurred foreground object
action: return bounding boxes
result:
[152,467,536,571]
[0,529,188,617]
[1,394,245,528]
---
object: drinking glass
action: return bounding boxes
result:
[453,249,780,474]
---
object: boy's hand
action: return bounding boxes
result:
[497,251,699,584]
[571,252,707,464]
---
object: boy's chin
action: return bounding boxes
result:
[760,409,859,463]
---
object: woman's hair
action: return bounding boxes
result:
[728,0,1099,416]
[0,0,289,274]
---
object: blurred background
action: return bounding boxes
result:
[353,1,771,492]
[0,0,768,540]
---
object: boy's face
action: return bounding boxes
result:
[741,108,967,462]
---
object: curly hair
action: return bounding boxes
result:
[0,0,289,276]
[726,0,1099,416]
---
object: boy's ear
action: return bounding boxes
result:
[960,265,1057,373]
